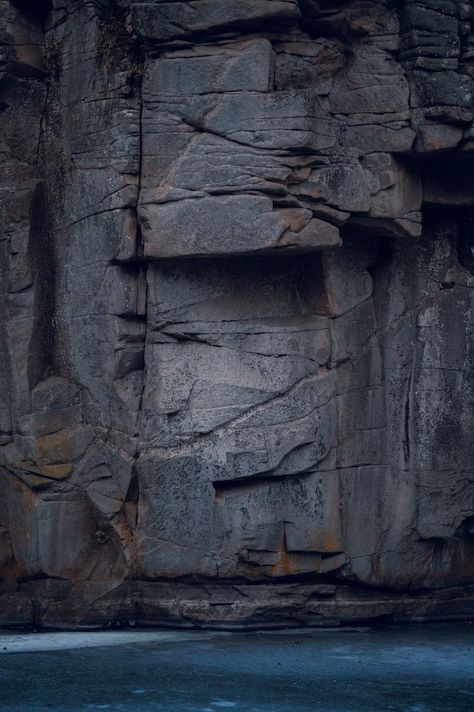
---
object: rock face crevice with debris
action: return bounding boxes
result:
[0,0,473,628]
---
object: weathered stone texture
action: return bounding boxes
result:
[0,0,473,628]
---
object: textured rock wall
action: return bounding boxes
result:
[0,0,473,628]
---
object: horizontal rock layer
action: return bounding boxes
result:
[3,579,474,630]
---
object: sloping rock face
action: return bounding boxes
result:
[0,0,473,629]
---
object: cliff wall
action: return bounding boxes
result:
[0,0,473,628]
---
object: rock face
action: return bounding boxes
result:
[0,0,473,629]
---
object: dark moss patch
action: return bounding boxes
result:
[97,2,144,82]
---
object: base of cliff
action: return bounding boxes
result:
[2,580,474,631]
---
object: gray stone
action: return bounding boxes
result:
[140,196,340,257]
[144,40,274,95]
[130,1,301,42]
[1,0,473,630]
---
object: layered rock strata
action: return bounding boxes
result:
[0,0,473,628]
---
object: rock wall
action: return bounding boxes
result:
[0,0,473,629]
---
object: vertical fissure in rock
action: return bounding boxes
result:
[27,180,57,388]
[135,90,144,259]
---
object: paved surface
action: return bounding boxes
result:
[0,625,473,711]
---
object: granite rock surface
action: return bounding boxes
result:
[0,0,473,629]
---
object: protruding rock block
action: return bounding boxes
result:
[130,1,301,42]
[144,39,274,95]
[140,196,340,257]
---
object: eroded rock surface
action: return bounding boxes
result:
[0,0,473,628]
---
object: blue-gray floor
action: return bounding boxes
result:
[1,624,473,711]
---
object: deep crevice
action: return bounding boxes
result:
[12,0,53,26]
[27,181,57,389]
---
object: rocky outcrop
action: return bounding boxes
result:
[0,0,473,629]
